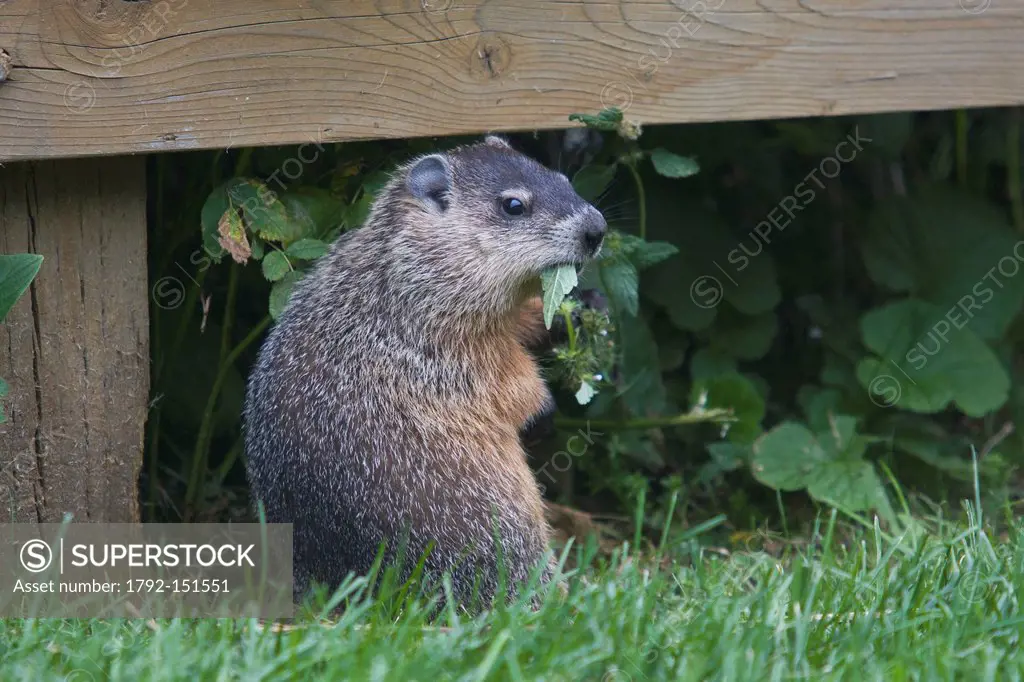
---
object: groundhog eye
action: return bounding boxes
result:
[501,197,526,216]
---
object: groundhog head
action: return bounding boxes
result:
[388,135,606,310]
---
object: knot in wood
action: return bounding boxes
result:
[0,49,12,84]
[469,33,510,80]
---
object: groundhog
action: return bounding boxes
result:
[243,135,607,607]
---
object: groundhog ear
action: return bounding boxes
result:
[407,155,451,212]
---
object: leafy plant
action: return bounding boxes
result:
[0,253,43,424]
[145,105,1024,531]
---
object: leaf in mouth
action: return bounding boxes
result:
[540,264,578,329]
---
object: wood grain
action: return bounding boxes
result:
[0,0,1023,160]
[0,156,149,522]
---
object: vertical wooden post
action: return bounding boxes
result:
[0,156,148,523]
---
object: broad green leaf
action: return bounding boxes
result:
[861,187,1024,340]
[575,381,597,405]
[880,415,981,481]
[261,251,291,283]
[650,148,699,178]
[286,238,330,261]
[657,334,689,372]
[250,237,266,261]
[797,385,844,433]
[200,183,229,262]
[692,373,765,443]
[541,265,578,329]
[690,347,738,381]
[269,271,304,320]
[617,234,678,270]
[618,312,666,416]
[705,442,751,473]
[345,194,374,230]
[572,164,616,203]
[752,418,891,515]
[280,188,345,238]
[857,298,1009,417]
[228,179,302,245]
[806,459,891,517]
[360,171,392,199]
[0,253,43,322]
[599,258,639,317]
[752,422,827,491]
[642,204,780,332]
[709,309,778,361]
[0,377,7,398]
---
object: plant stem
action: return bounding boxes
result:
[625,161,647,240]
[184,315,271,519]
[554,408,734,432]
[219,263,239,365]
[216,436,244,485]
[955,109,968,187]
[560,308,577,354]
[1009,108,1024,233]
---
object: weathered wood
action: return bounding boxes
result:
[0,156,148,522]
[1,0,1022,161]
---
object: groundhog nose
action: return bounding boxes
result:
[581,209,607,254]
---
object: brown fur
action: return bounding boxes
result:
[243,137,605,606]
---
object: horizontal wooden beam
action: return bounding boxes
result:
[1,0,1022,160]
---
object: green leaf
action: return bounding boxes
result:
[617,234,678,271]
[269,271,304,320]
[568,108,623,132]
[880,416,982,482]
[618,313,666,416]
[250,237,266,261]
[657,333,689,372]
[280,188,345,238]
[0,254,43,322]
[856,298,1009,417]
[228,179,302,245]
[705,442,751,474]
[752,422,828,491]
[541,265,578,329]
[599,258,639,317]
[200,183,229,262]
[751,418,891,516]
[345,194,374,230]
[708,309,778,361]
[575,381,597,405]
[642,204,780,332]
[572,165,616,203]
[860,187,1024,340]
[286,238,330,261]
[650,148,699,179]
[692,373,765,443]
[690,347,738,381]
[806,459,892,517]
[797,385,845,433]
[261,251,291,283]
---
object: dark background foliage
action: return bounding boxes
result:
[143,107,1024,542]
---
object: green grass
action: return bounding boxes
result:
[1,509,1021,681]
